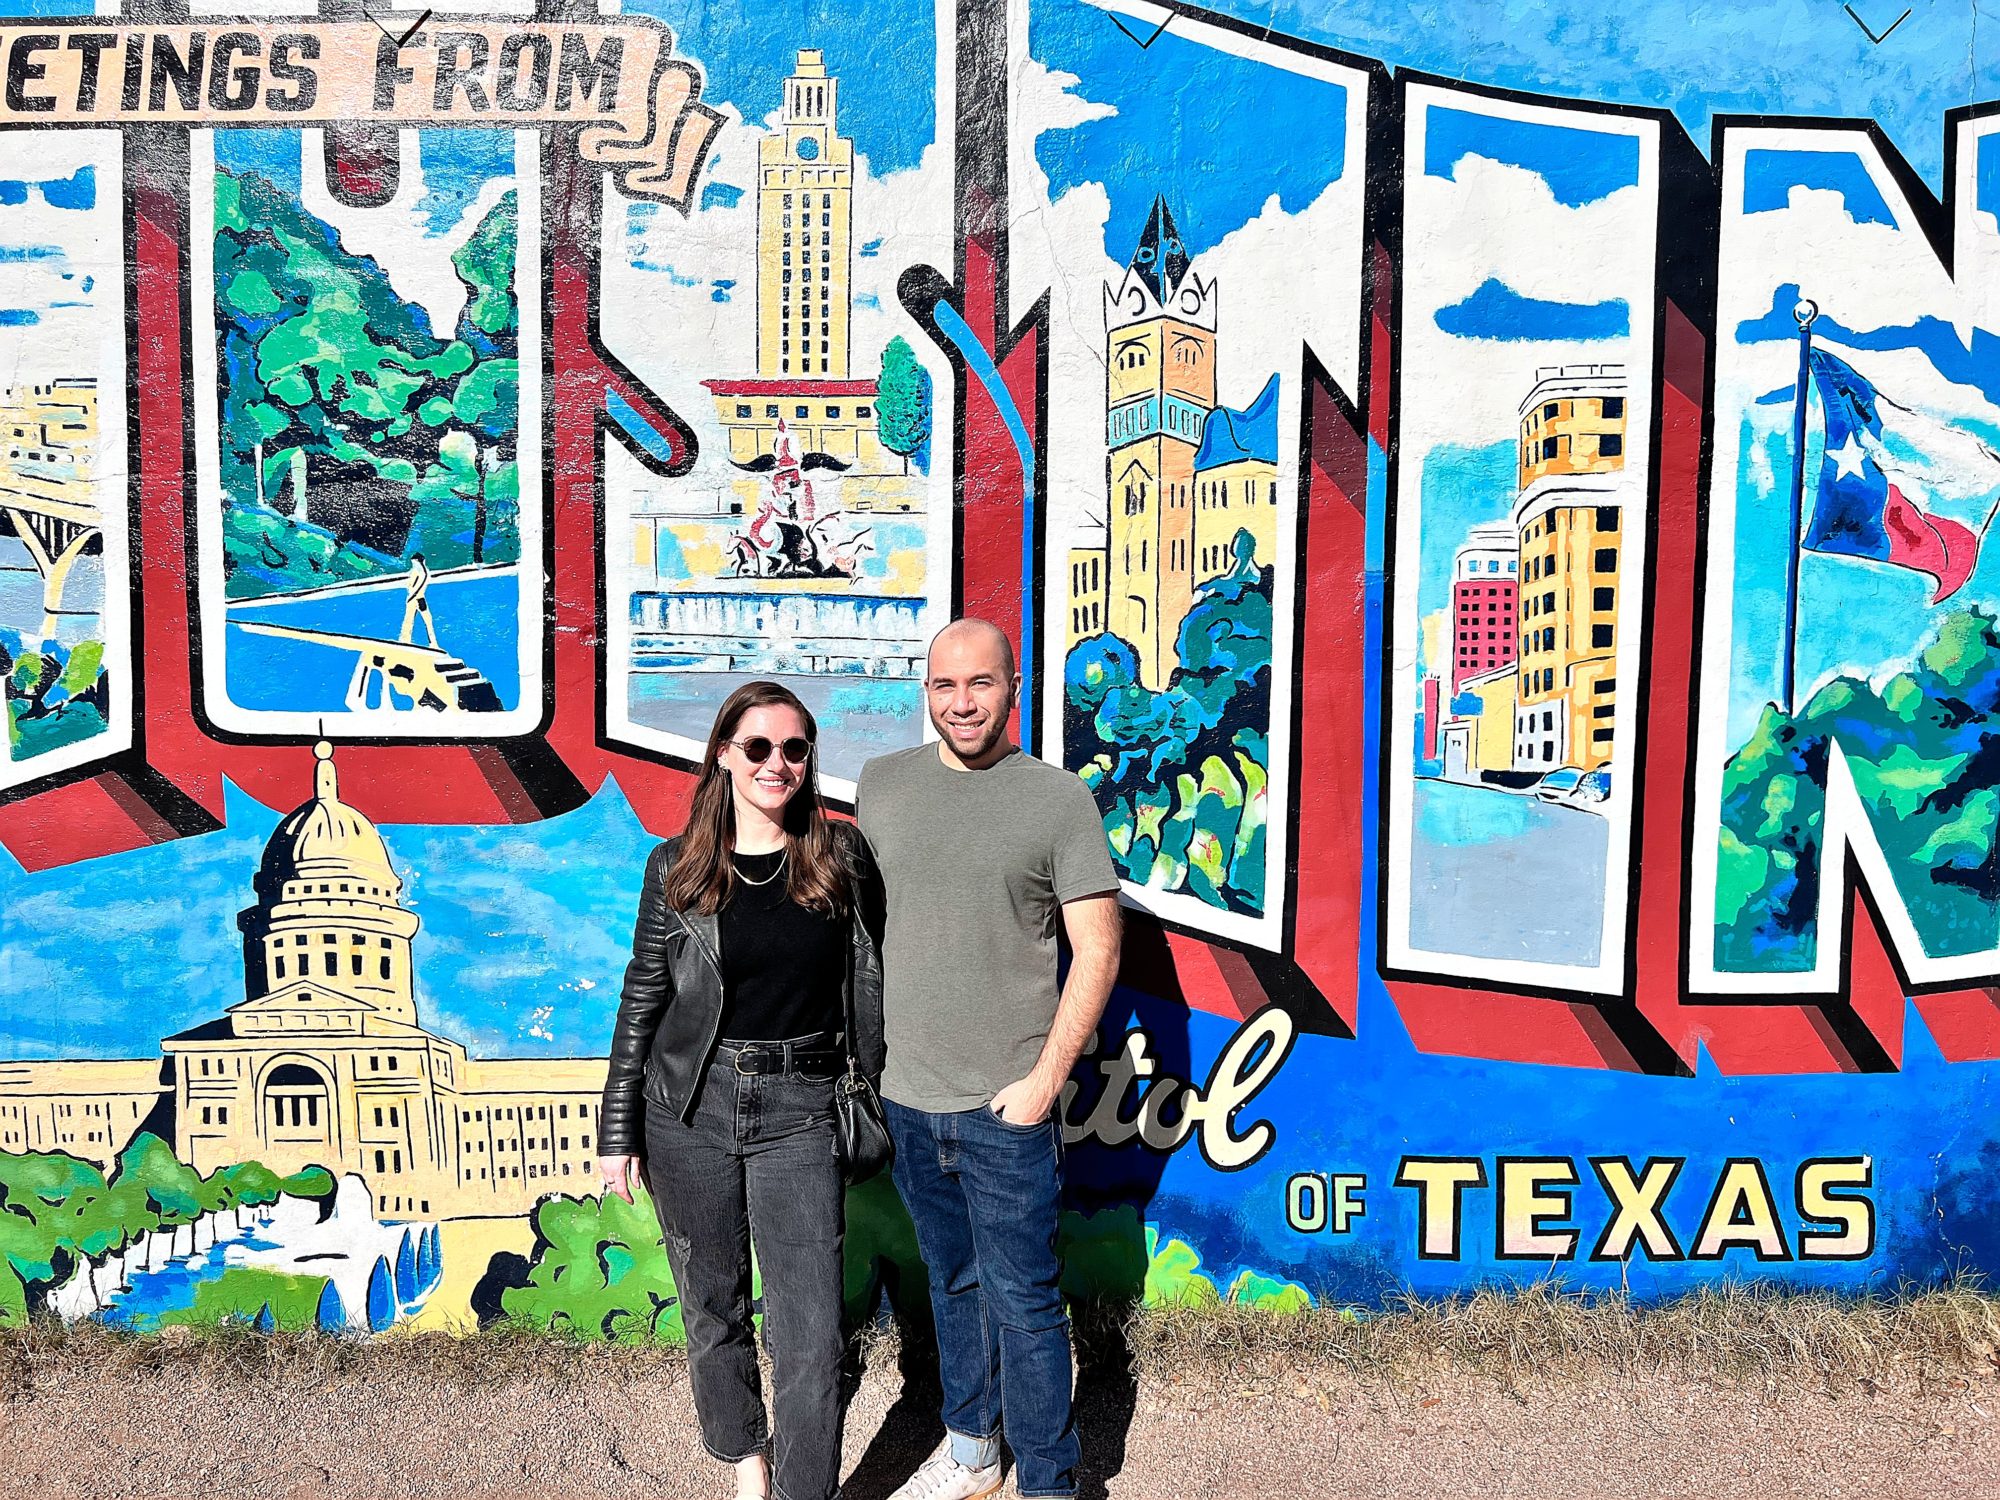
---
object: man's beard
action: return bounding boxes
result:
[930,705,1010,762]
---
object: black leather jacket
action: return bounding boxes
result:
[598,825,885,1157]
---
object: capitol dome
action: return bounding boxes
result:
[252,741,404,906]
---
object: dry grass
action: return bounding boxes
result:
[0,1316,682,1395]
[1120,1280,2000,1396]
[5,1282,1999,1402]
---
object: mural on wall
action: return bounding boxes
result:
[1690,120,2000,996]
[14,0,2000,1344]
[0,741,1313,1331]
[0,132,128,790]
[1022,0,1368,944]
[600,0,954,791]
[192,126,544,734]
[0,744,637,1327]
[1384,87,1660,992]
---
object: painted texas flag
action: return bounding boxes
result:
[1804,349,2000,604]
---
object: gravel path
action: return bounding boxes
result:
[6,1348,1998,1499]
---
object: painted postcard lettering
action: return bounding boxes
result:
[1692,125,2000,993]
[1022,0,1368,948]
[192,127,544,736]
[1385,89,1659,991]
[0,132,129,790]
[601,0,953,792]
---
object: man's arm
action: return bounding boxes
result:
[991,893,1123,1124]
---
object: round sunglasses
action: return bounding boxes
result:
[722,736,813,766]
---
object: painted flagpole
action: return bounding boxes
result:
[1783,297,1819,717]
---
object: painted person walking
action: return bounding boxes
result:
[598,681,885,1500]
[858,619,1124,1500]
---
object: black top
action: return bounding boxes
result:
[717,848,847,1041]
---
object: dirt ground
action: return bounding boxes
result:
[5,1343,1999,1500]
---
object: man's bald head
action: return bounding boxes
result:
[927,616,1016,682]
[924,617,1019,768]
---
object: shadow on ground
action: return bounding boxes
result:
[841,1310,1140,1500]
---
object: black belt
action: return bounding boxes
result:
[716,1036,843,1076]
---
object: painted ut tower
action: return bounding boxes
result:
[1102,198,1217,690]
[757,49,855,380]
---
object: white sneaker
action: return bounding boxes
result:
[887,1445,1004,1500]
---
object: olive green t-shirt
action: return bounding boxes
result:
[855,743,1120,1113]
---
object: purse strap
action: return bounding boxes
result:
[842,909,862,1083]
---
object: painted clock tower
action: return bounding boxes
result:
[1100,197,1218,690]
[755,49,856,380]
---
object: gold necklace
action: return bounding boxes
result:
[732,848,789,887]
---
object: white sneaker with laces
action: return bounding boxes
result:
[887,1445,1004,1500]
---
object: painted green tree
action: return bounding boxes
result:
[1065,548,1274,915]
[0,1141,336,1325]
[874,335,932,476]
[0,636,107,759]
[500,1188,687,1343]
[1717,606,2000,970]
[214,167,521,597]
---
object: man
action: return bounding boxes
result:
[857,617,1123,1500]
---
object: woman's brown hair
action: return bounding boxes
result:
[660,680,851,916]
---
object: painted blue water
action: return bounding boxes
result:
[224,570,522,714]
[97,1225,285,1329]
[0,536,102,649]
[1406,776,1608,967]
[627,670,924,785]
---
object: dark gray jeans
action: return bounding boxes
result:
[644,1045,846,1500]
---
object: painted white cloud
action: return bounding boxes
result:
[1407,155,1648,317]
[0,134,122,387]
[1722,182,2000,445]
[1401,151,1652,461]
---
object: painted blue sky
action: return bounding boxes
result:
[1981,133,2000,219]
[1435,279,1629,342]
[1415,440,1517,621]
[1425,107,1638,208]
[1208,0,1985,190]
[413,130,517,235]
[1741,282,2000,423]
[0,155,102,327]
[1421,105,1640,345]
[627,0,936,175]
[0,0,1991,189]
[1743,148,1895,224]
[1032,0,1349,262]
[0,780,656,1062]
[214,131,301,196]
[213,130,513,238]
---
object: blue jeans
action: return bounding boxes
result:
[885,1099,1077,1499]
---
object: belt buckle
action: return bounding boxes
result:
[733,1045,763,1076]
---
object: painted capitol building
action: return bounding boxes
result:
[0,744,608,1219]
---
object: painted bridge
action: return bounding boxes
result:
[0,379,104,646]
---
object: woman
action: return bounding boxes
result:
[598,681,883,1500]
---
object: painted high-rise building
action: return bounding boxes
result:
[1510,365,1629,773]
[1449,522,1519,695]
[758,49,854,380]
[1098,198,1217,690]
[703,50,920,518]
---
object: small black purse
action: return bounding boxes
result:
[835,1064,892,1185]
[834,925,892,1185]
